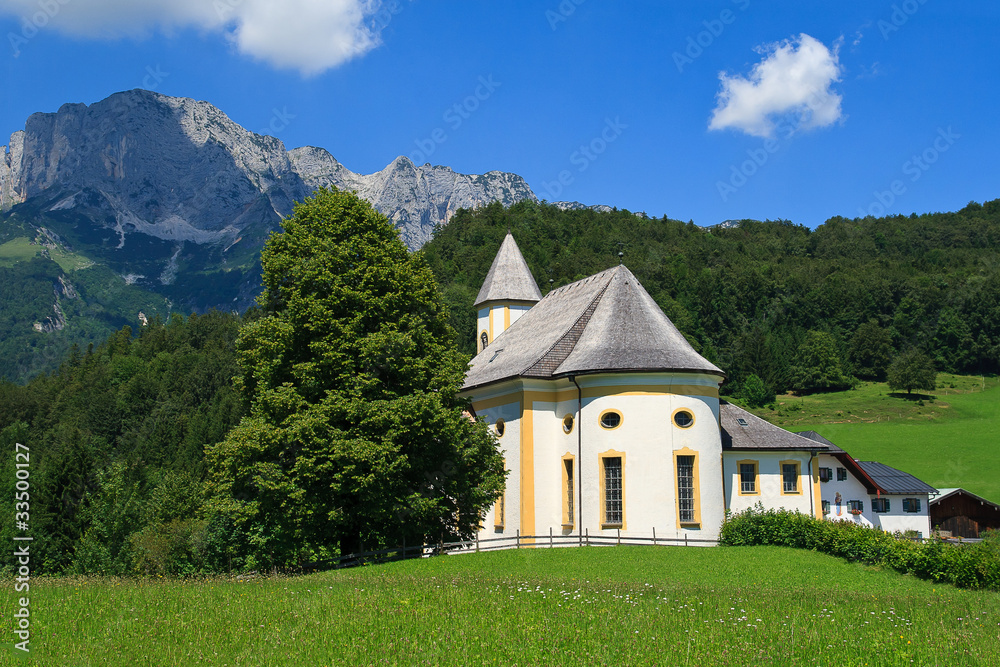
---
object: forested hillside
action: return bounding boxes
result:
[422,199,1000,396]
[2,198,998,574]
[0,312,244,574]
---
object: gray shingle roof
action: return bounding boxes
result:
[855,461,937,495]
[473,233,542,306]
[463,265,724,390]
[720,402,830,451]
[795,430,846,453]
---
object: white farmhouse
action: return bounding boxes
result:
[461,234,935,543]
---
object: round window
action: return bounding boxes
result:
[495,418,505,437]
[673,410,694,429]
[562,414,574,434]
[599,410,622,429]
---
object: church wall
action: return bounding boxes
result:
[472,394,522,539]
[523,374,726,542]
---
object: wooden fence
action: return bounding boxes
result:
[321,528,718,571]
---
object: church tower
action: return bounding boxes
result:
[474,233,542,352]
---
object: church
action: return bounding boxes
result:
[460,234,935,543]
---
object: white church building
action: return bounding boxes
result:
[461,234,934,543]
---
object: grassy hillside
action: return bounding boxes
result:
[21,547,1000,665]
[737,375,1000,503]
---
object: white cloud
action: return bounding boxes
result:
[0,0,380,75]
[708,34,843,138]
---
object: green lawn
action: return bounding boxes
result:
[740,376,1000,503]
[10,547,1000,666]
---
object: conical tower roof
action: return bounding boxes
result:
[473,233,542,307]
[463,265,724,391]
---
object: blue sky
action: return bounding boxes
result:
[1,0,998,227]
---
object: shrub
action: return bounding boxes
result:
[720,506,1000,592]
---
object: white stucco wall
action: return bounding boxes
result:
[872,495,932,537]
[817,454,875,527]
[724,452,819,518]
[472,394,522,539]
[469,373,727,544]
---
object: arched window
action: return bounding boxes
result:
[480,331,489,351]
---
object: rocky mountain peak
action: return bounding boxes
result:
[3,89,539,252]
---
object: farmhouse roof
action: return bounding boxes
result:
[473,233,542,306]
[795,430,846,453]
[463,265,724,391]
[855,461,937,495]
[930,488,1000,509]
[720,402,829,451]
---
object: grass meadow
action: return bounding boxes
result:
[746,375,1000,503]
[7,546,1000,666]
[0,236,94,271]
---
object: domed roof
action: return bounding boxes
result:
[464,264,724,390]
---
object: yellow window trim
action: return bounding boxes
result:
[598,449,626,529]
[494,458,505,530]
[674,447,701,528]
[561,453,575,527]
[736,459,760,496]
[780,459,803,495]
[671,407,696,429]
[562,414,574,434]
[598,409,623,430]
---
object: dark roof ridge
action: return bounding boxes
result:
[522,274,613,377]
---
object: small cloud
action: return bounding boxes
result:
[852,22,871,48]
[708,33,844,138]
[0,0,381,76]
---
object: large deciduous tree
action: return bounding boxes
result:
[206,188,504,567]
[791,331,853,394]
[887,348,937,395]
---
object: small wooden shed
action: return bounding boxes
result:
[929,488,1000,538]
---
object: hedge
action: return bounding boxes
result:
[720,504,1000,591]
